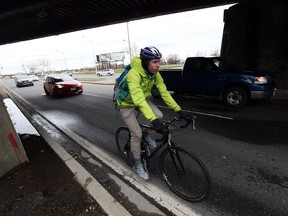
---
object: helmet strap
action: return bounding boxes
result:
[141,59,149,71]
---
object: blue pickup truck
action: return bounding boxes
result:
[152,57,276,107]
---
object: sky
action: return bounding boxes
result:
[0,4,233,74]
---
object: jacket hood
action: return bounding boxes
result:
[131,56,152,78]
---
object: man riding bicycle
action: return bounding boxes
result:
[115,46,191,180]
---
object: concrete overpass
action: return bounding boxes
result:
[0,0,287,90]
[0,0,236,46]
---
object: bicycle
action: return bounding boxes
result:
[115,115,210,202]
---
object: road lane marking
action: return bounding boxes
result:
[82,93,234,120]
[157,105,234,120]
[82,93,111,99]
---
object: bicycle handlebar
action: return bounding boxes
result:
[154,115,196,142]
[164,115,196,129]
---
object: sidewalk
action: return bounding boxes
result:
[0,134,108,216]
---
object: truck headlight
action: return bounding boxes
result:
[254,76,267,84]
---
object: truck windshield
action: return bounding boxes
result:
[214,58,238,70]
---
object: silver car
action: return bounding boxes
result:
[14,75,34,87]
[29,75,40,81]
[96,69,114,76]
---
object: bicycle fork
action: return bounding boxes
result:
[168,146,186,176]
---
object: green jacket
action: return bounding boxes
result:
[117,56,181,122]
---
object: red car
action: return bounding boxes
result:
[43,74,83,96]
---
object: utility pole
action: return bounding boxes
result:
[126,22,132,61]
[82,36,97,73]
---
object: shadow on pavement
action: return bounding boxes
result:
[0,134,107,216]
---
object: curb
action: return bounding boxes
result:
[39,129,131,216]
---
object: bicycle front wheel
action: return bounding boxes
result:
[115,127,133,166]
[160,146,210,202]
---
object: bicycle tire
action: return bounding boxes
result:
[159,146,210,202]
[115,127,134,166]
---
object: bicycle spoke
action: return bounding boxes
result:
[160,147,210,202]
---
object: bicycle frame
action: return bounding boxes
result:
[140,121,197,183]
[139,121,183,161]
[142,125,166,158]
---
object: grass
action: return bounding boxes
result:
[76,77,106,81]
[73,68,123,74]
[73,70,97,74]
[72,64,183,80]
[160,64,183,69]
[73,64,183,74]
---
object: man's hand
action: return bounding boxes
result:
[177,110,192,123]
[151,119,169,134]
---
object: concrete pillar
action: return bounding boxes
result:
[221,0,288,90]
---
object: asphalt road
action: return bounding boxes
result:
[2,77,288,216]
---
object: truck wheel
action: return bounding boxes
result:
[151,86,161,98]
[223,87,248,108]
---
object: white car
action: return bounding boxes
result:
[29,75,40,81]
[96,69,114,76]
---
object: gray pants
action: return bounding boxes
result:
[119,100,163,159]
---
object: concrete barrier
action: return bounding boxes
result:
[0,83,28,179]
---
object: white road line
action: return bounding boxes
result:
[82,93,234,120]
[157,105,234,120]
[82,93,111,99]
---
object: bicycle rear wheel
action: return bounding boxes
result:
[160,146,210,202]
[115,127,133,166]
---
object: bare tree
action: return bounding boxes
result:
[210,48,220,57]
[130,43,139,58]
[195,50,206,57]
[21,64,28,74]
[124,43,139,59]
[26,63,38,74]
[166,54,181,64]
[38,59,51,74]
[23,59,51,74]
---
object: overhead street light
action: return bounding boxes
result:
[77,53,84,69]
[56,50,68,70]
[82,36,97,73]
[126,22,132,62]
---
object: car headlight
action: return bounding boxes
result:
[55,84,64,88]
[254,76,267,84]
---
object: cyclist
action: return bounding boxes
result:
[115,46,191,180]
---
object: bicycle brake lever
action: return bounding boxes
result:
[180,116,196,129]
[192,118,196,129]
